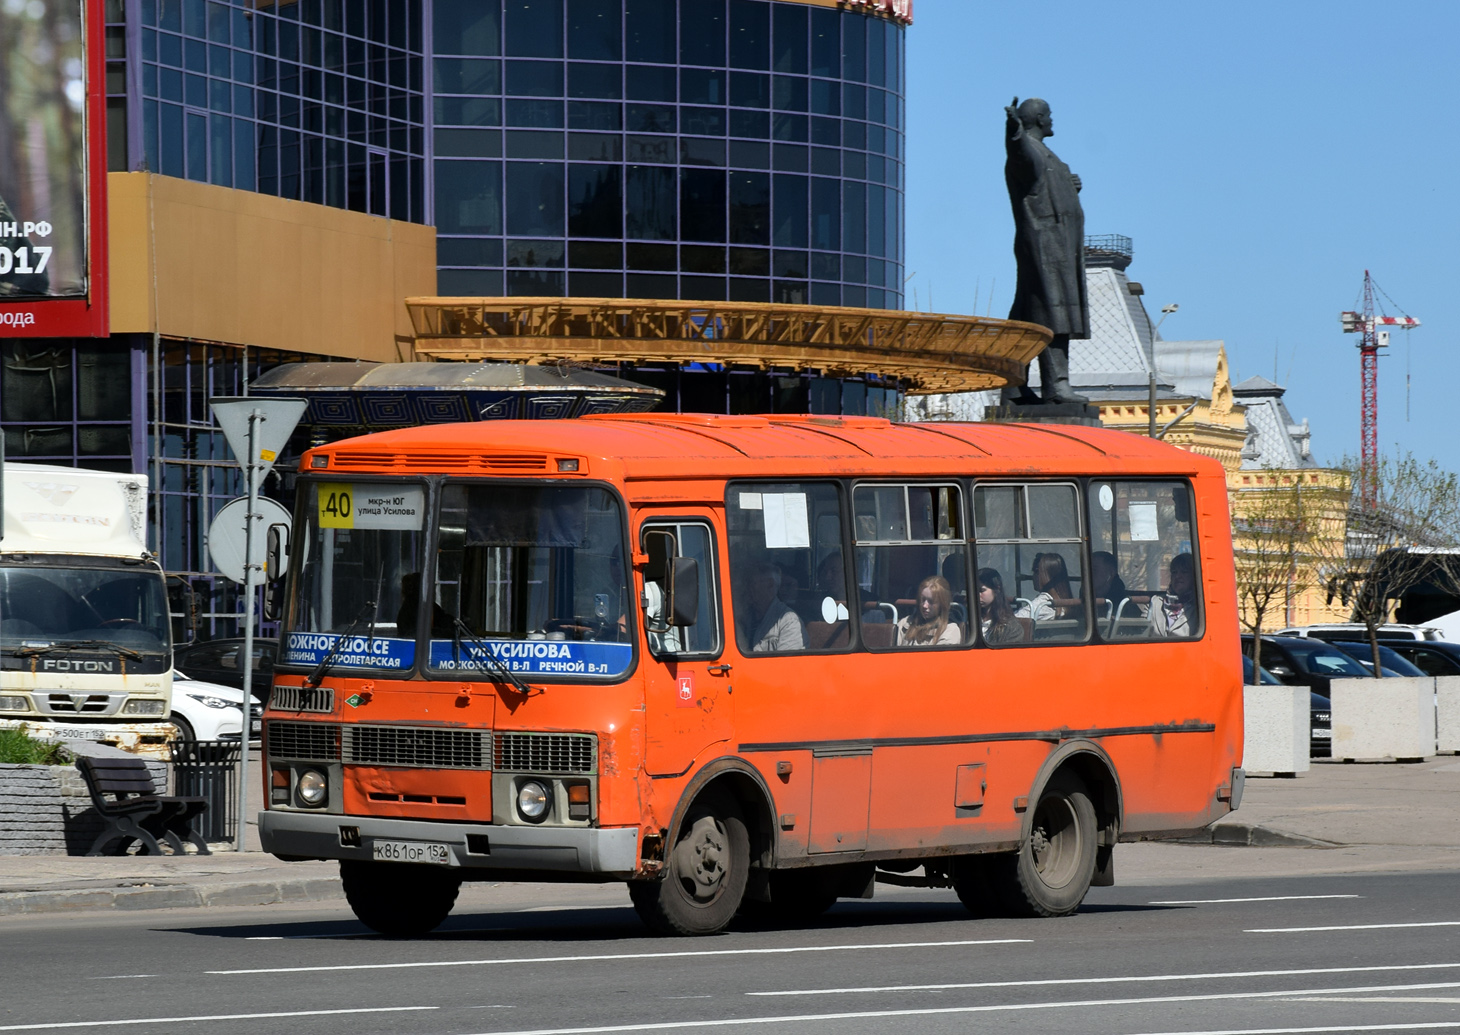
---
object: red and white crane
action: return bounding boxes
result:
[1339,271,1420,503]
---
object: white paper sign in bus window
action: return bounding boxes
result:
[1127,500,1160,542]
[761,492,810,549]
[317,484,424,530]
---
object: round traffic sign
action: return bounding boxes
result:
[206,497,293,585]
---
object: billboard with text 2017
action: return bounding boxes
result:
[0,0,107,338]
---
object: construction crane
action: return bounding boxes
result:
[1339,270,1420,504]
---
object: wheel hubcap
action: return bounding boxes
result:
[673,814,729,902]
[1029,796,1081,890]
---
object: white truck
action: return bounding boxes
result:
[0,463,175,757]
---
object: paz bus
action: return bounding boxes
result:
[259,414,1243,936]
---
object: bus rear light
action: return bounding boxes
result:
[566,782,590,820]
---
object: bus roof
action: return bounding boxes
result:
[304,414,1223,483]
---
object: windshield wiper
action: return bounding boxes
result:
[306,601,378,688]
[11,640,144,661]
[449,615,540,697]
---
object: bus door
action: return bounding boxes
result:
[637,515,730,778]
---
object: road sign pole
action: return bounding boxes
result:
[237,407,263,851]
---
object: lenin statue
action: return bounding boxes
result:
[1002,97,1088,406]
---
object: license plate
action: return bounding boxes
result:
[51,727,106,741]
[371,840,451,865]
[250,718,262,733]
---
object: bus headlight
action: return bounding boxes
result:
[516,780,550,822]
[0,696,29,711]
[296,769,328,807]
[122,699,166,716]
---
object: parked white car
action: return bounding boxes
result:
[170,670,261,745]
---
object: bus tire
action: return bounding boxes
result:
[340,860,462,937]
[997,774,1099,918]
[629,791,749,936]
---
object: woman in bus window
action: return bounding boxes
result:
[1149,553,1197,637]
[1015,552,1078,622]
[977,567,1025,644]
[897,575,961,646]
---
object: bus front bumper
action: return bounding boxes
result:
[259,810,640,877]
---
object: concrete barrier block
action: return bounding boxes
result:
[1437,677,1460,754]
[1242,685,1310,775]
[1331,676,1435,761]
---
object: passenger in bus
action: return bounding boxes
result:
[816,550,879,620]
[896,576,961,646]
[395,572,455,638]
[1149,553,1197,637]
[740,562,806,652]
[1015,552,1080,622]
[1090,551,1127,607]
[976,567,1026,644]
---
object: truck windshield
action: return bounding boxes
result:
[426,483,633,681]
[0,565,170,654]
[282,482,427,674]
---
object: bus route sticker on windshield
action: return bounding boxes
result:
[760,491,809,549]
[317,484,424,531]
[428,639,632,677]
[283,632,416,670]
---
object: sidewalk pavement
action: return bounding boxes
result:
[1,758,1456,918]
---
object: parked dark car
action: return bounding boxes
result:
[1328,641,1428,678]
[1243,635,1369,696]
[1382,640,1460,676]
[173,637,278,705]
[1242,650,1331,757]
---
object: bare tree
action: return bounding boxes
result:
[1232,470,1345,676]
[1320,453,1460,675]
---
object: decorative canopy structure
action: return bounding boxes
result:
[248,361,664,428]
[404,298,1051,394]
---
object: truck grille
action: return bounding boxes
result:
[344,725,492,770]
[270,685,334,713]
[266,721,341,760]
[44,693,114,714]
[495,732,596,774]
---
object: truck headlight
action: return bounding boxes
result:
[0,696,28,711]
[296,769,328,807]
[187,694,233,710]
[122,699,166,716]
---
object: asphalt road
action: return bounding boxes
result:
[5,866,1460,1035]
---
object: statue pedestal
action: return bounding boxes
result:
[983,402,1103,427]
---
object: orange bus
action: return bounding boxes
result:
[259,414,1243,936]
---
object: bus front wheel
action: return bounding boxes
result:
[956,774,1097,918]
[630,792,749,936]
[341,860,462,937]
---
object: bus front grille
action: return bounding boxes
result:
[266,721,341,760]
[270,686,335,713]
[495,732,596,774]
[345,725,492,770]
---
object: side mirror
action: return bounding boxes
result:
[670,556,699,627]
[1268,664,1295,679]
[265,521,290,582]
[642,529,676,633]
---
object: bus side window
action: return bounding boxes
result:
[852,483,970,650]
[972,483,1088,646]
[726,482,847,654]
[1088,480,1202,641]
[640,522,722,658]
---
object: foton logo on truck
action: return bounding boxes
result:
[41,659,116,673]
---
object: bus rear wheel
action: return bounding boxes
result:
[341,860,462,937]
[630,792,749,936]
[994,774,1098,918]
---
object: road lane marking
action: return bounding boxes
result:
[453,981,1460,1035]
[747,961,1460,997]
[1130,1026,1460,1034]
[1287,997,1460,1004]
[0,1007,436,1031]
[1149,895,1361,905]
[85,976,156,981]
[207,938,1032,976]
[1249,922,1460,933]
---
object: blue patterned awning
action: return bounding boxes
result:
[248,362,663,429]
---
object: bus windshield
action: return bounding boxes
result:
[427,483,633,681]
[282,482,427,674]
[0,564,170,655]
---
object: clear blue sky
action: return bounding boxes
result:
[904,1,1459,468]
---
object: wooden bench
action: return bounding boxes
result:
[76,755,211,856]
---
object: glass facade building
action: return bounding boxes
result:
[111,0,904,308]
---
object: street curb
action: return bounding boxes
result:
[0,877,343,917]
[1180,821,1341,849]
